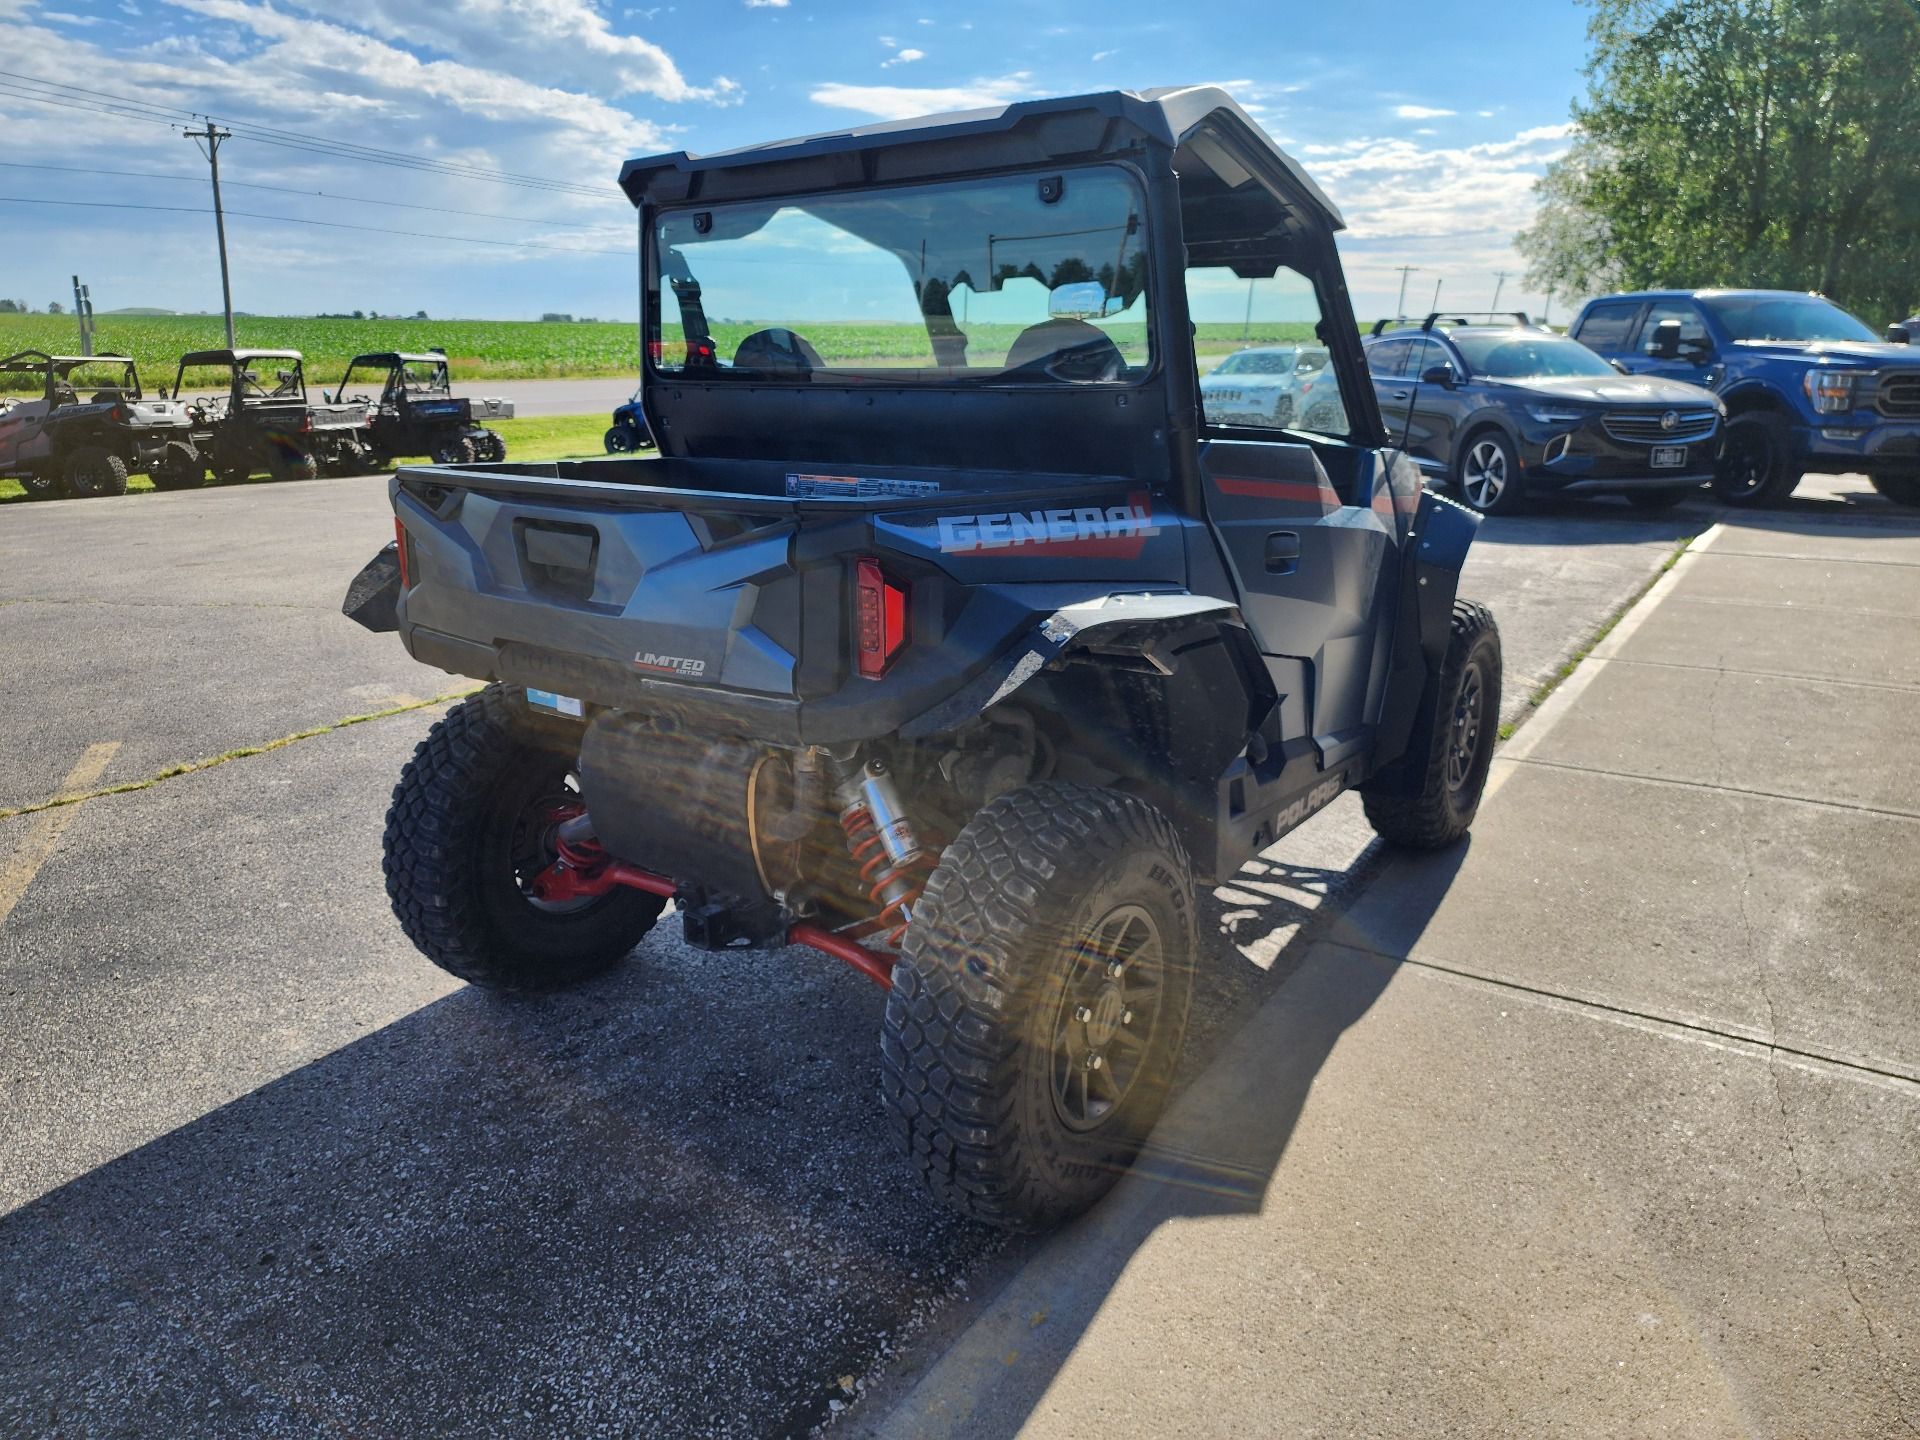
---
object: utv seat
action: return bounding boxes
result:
[732,328,824,373]
[1003,319,1125,381]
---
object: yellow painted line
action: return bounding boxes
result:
[0,741,121,928]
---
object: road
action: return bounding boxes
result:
[0,471,1902,1435]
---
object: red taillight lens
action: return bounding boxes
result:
[394,517,412,589]
[855,557,908,679]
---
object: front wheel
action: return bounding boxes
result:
[1712,412,1797,506]
[65,446,129,498]
[1362,600,1502,849]
[1455,432,1524,515]
[384,685,666,991]
[1871,473,1920,509]
[882,783,1197,1231]
[604,424,642,454]
[17,469,64,501]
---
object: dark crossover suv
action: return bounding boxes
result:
[1365,315,1724,514]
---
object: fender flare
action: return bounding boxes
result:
[899,592,1255,739]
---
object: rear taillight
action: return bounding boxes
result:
[394,517,412,588]
[855,558,908,679]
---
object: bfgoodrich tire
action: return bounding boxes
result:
[383,685,666,992]
[881,783,1197,1231]
[1362,600,1502,849]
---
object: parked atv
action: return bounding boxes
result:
[604,388,652,453]
[329,351,511,468]
[346,87,1502,1231]
[0,351,197,499]
[174,349,370,484]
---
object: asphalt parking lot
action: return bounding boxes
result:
[0,469,1901,1435]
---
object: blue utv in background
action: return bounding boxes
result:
[1571,289,1920,508]
[604,388,652,453]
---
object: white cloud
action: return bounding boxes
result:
[744,0,787,7]
[1393,103,1455,120]
[881,47,924,68]
[810,72,1034,120]
[1091,48,1117,61]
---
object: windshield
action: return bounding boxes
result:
[650,166,1151,384]
[57,361,138,397]
[1454,331,1619,380]
[1700,294,1877,343]
[1214,351,1297,376]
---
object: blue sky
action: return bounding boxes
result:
[0,0,1593,324]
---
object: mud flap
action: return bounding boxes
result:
[342,541,402,633]
[1363,491,1478,796]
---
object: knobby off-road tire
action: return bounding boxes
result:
[432,436,477,466]
[1713,411,1797,506]
[17,469,64,500]
[383,685,666,992]
[1363,600,1502,850]
[1871,473,1920,509]
[604,424,641,454]
[147,441,206,491]
[65,446,129,498]
[882,783,1198,1231]
[268,448,319,483]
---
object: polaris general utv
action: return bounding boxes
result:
[330,351,512,466]
[174,348,370,484]
[346,88,1501,1230]
[0,351,196,498]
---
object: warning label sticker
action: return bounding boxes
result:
[785,472,942,499]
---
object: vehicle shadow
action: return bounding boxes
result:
[0,833,1462,1440]
[855,836,1468,1437]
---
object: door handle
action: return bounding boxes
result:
[1390,390,1410,401]
[1265,531,1301,573]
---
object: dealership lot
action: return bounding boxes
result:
[0,471,1905,1434]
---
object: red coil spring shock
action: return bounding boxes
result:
[839,769,935,945]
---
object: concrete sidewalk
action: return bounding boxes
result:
[866,509,1920,1438]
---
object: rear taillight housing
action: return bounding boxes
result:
[394,517,412,588]
[855,558,908,679]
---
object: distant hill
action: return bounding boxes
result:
[100,307,179,316]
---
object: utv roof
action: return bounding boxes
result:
[1,350,136,370]
[177,348,304,366]
[343,351,450,367]
[618,85,1344,231]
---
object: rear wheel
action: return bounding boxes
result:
[473,430,506,463]
[148,441,206,491]
[432,435,476,465]
[1713,411,1797,506]
[267,448,318,483]
[1363,600,1502,849]
[384,685,666,991]
[1623,486,1694,512]
[1871,473,1920,509]
[1455,431,1524,515]
[882,783,1197,1230]
[65,446,129,498]
[604,423,644,454]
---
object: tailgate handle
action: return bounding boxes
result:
[1265,531,1301,573]
[516,520,599,602]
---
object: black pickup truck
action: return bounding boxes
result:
[346,87,1501,1229]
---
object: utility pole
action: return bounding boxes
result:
[1491,269,1509,311]
[186,121,236,348]
[1393,265,1422,322]
[1242,276,1256,339]
[70,275,94,356]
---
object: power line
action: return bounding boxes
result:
[0,70,612,198]
[0,195,631,257]
[0,160,617,229]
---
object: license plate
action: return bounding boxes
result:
[1650,446,1687,468]
[525,689,584,717]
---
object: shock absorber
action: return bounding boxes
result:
[837,756,935,945]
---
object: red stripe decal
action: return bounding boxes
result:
[1213,476,1338,504]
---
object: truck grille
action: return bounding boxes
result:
[1879,373,1920,418]
[1602,409,1719,446]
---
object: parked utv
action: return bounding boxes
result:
[330,351,511,467]
[0,351,197,499]
[174,349,370,485]
[346,87,1502,1230]
[604,388,652,453]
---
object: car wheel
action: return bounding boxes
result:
[148,441,207,491]
[1455,431,1524,515]
[605,424,639,454]
[1270,394,1296,429]
[1712,412,1796,506]
[383,685,667,991]
[65,446,130,498]
[882,783,1197,1231]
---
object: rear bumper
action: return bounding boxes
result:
[1795,418,1920,476]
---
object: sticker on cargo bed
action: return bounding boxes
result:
[525,688,584,717]
[935,499,1162,558]
[785,472,942,499]
[633,651,708,678]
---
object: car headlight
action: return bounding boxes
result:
[1804,368,1872,414]
[1526,406,1586,425]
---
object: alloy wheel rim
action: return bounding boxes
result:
[1447,665,1485,792]
[1464,441,1507,508]
[1050,904,1164,1133]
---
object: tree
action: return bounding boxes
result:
[47,301,64,315]
[0,300,17,314]
[1517,0,1920,321]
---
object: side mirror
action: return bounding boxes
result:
[1646,318,1684,360]
[1610,359,1630,376]
[1420,364,1457,389]
[1888,323,1913,346]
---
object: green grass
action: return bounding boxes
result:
[0,412,613,504]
